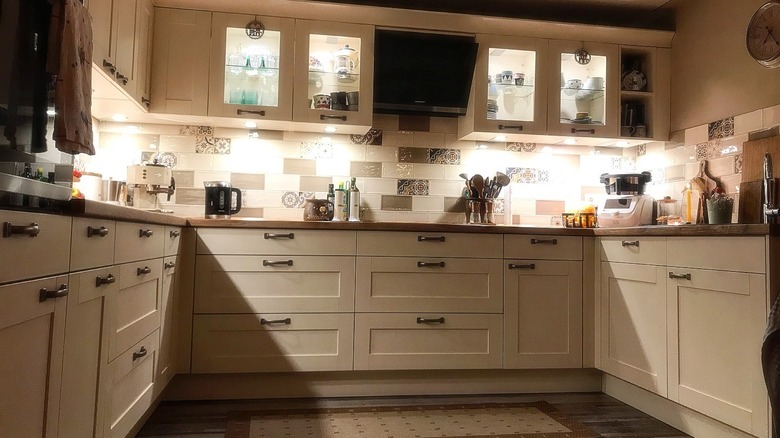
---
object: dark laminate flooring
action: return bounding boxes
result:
[136,393,691,438]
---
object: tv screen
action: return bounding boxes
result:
[373,29,478,117]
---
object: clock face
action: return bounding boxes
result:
[747,1,780,67]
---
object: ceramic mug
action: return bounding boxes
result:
[565,78,582,89]
[514,72,525,86]
[621,125,635,137]
[313,94,331,110]
[585,76,605,90]
[501,70,513,84]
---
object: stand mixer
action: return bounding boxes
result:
[126,163,175,211]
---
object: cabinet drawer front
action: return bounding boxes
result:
[194,255,356,313]
[108,260,162,362]
[191,313,354,372]
[163,226,182,256]
[70,217,116,271]
[667,236,765,273]
[504,235,582,261]
[114,222,165,264]
[0,210,71,283]
[197,229,356,255]
[355,257,503,313]
[354,313,503,370]
[599,237,666,265]
[357,231,502,258]
[69,266,120,303]
[106,330,159,438]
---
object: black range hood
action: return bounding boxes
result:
[372,29,478,117]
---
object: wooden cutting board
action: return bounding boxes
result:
[741,134,780,182]
[738,180,764,224]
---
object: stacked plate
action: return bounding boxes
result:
[487,99,498,119]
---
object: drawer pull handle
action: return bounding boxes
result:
[137,266,152,276]
[169,230,180,238]
[508,263,536,270]
[115,73,129,86]
[669,272,692,280]
[237,109,266,117]
[139,229,154,238]
[102,59,116,73]
[164,261,176,269]
[261,318,291,325]
[132,347,147,361]
[95,274,116,287]
[498,124,523,131]
[3,222,40,238]
[264,232,294,240]
[417,261,445,268]
[39,284,68,302]
[320,114,347,121]
[87,226,109,238]
[621,240,640,247]
[417,235,445,242]
[571,128,596,134]
[263,260,293,267]
[530,238,557,245]
[416,317,445,324]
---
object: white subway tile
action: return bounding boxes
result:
[413,164,445,180]
[363,177,398,194]
[262,208,305,221]
[264,174,301,191]
[412,196,445,212]
[366,145,399,162]
[684,125,708,146]
[428,180,467,197]
[159,135,196,153]
[764,104,780,128]
[429,117,458,134]
[243,190,284,208]
[175,152,214,171]
[381,131,414,147]
[194,171,231,187]
[413,132,446,148]
[382,163,414,178]
[735,110,763,135]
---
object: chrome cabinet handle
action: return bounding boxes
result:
[3,222,40,238]
[263,260,293,267]
[87,226,109,238]
[261,318,291,325]
[139,229,154,238]
[39,284,68,302]
[95,274,116,287]
[237,109,266,117]
[169,230,180,238]
[164,261,176,269]
[416,317,445,324]
[621,240,640,247]
[418,235,445,242]
[530,238,557,245]
[498,124,523,131]
[320,114,347,121]
[137,266,151,276]
[417,261,445,268]
[669,272,692,280]
[264,233,294,240]
[132,347,147,361]
[508,263,536,270]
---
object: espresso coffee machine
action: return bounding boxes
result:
[126,163,175,211]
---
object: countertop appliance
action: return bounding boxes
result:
[204,181,241,218]
[597,171,654,227]
[127,164,175,210]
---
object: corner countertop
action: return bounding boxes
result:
[68,200,187,226]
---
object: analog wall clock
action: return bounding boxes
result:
[746,0,780,67]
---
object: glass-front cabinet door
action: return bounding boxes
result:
[548,40,619,138]
[293,20,373,133]
[209,13,294,121]
[459,35,548,140]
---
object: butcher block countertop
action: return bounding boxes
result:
[68,199,187,226]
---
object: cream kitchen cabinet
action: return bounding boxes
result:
[192,228,356,373]
[208,13,295,123]
[293,19,374,133]
[70,217,116,271]
[666,237,769,437]
[151,8,212,116]
[354,231,503,370]
[156,255,178,394]
[89,0,155,108]
[503,234,583,369]
[598,236,668,396]
[0,210,71,284]
[548,40,620,139]
[0,275,68,438]
[618,46,671,141]
[459,34,549,140]
[114,221,164,264]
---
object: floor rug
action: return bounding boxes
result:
[225,401,601,438]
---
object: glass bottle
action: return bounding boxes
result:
[334,182,347,221]
[21,163,33,178]
[348,177,361,222]
[326,183,335,221]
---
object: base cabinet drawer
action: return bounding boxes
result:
[192,314,354,373]
[114,222,165,264]
[0,210,71,283]
[357,231,502,258]
[197,229,357,255]
[70,217,116,271]
[599,237,666,265]
[103,330,159,438]
[354,313,503,370]
[504,235,582,261]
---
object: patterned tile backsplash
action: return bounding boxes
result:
[80,107,780,223]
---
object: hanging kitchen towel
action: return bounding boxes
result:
[48,0,94,155]
[762,293,780,438]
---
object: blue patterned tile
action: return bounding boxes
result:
[428,148,461,165]
[397,179,430,195]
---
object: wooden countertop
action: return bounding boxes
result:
[68,200,187,226]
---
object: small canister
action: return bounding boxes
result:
[304,199,332,221]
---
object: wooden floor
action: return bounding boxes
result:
[136,392,691,438]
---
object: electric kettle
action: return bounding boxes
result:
[204,181,241,218]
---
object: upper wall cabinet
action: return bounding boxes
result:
[618,46,671,142]
[208,13,295,122]
[292,20,374,134]
[547,40,620,139]
[151,9,212,116]
[90,0,155,109]
[459,35,549,141]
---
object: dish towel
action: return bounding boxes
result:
[48,0,94,155]
[762,293,780,438]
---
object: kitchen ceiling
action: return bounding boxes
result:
[293,0,676,29]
